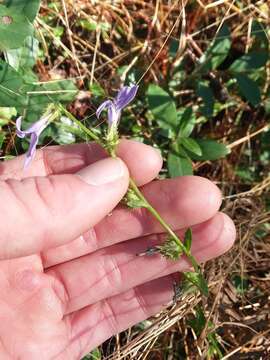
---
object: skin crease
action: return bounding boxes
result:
[0,140,236,359]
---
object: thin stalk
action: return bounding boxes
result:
[58,104,100,143]
[129,178,200,273]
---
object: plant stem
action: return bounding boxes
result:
[129,178,200,273]
[58,104,100,143]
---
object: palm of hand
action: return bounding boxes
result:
[0,256,69,359]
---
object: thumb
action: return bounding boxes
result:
[0,157,129,259]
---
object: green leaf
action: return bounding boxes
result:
[0,60,26,107]
[231,275,249,294]
[18,80,78,121]
[168,151,193,177]
[184,228,192,253]
[181,137,202,156]
[82,348,102,359]
[229,51,268,73]
[199,24,231,71]
[78,19,110,33]
[196,81,214,118]
[184,272,209,296]
[5,36,39,71]
[207,333,223,358]
[169,39,179,58]
[0,132,5,148]
[251,21,269,50]
[89,348,102,360]
[147,84,177,132]
[89,83,105,98]
[3,0,41,22]
[78,19,98,32]
[188,307,206,335]
[0,60,77,118]
[52,26,64,39]
[235,73,261,106]
[177,107,196,138]
[0,5,33,50]
[0,107,16,122]
[188,139,229,161]
[188,307,223,358]
[235,166,255,183]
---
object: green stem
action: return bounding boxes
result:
[129,178,200,273]
[58,104,100,143]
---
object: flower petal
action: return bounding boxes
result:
[27,114,50,134]
[96,100,113,119]
[24,133,39,169]
[16,114,50,168]
[108,104,120,127]
[115,85,138,111]
[16,116,26,138]
[16,114,50,138]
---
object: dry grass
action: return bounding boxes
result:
[36,1,270,358]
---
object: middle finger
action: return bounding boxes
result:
[47,212,235,314]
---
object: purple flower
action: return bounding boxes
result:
[16,114,50,168]
[96,85,138,127]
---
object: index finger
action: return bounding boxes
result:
[0,139,163,187]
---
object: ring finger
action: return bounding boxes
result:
[47,212,235,314]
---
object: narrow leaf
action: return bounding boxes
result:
[0,132,5,148]
[177,107,196,138]
[188,139,229,161]
[181,137,202,156]
[184,228,192,253]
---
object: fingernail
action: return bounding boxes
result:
[77,158,125,186]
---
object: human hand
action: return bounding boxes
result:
[0,140,235,359]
